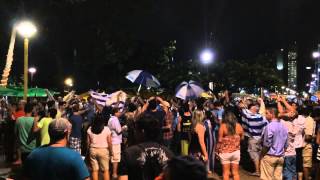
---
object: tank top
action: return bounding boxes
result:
[180,114,192,140]
[189,131,202,154]
[217,135,241,154]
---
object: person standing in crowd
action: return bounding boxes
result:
[216,111,244,180]
[12,100,26,164]
[56,101,67,118]
[189,110,208,162]
[23,118,89,180]
[239,98,267,176]
[15,103,36,164]
[33,108,57,146]
[300,107,316,180]
[108,107,125,179]
[68,104,84,154]
[203,110,215,174]
[162,108,174,148]
[118,114,173,180]
[142,96,169,143]
[278,97,298,180]
[260,107,288,180]
[177,102,192,156]
[13,100,26,120]
[87,115,112,180]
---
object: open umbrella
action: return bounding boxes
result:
[125,70,160,93]
[14,87,59,97]
[0,87,19,96]
[175,80,204,100]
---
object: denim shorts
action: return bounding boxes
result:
[283,156,296,180]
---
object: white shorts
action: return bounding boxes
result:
[219,150,241,164]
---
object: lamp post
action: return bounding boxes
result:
[28,67,37,85]
[200,49,214,81]
[16,21,37,101]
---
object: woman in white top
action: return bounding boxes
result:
[87,115,112,180]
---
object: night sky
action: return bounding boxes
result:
[1,0,320,91]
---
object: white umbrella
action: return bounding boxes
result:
[175,80,204,100]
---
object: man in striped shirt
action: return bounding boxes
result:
[239,98,268,176]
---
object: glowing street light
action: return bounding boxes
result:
[200,49,214,65]
[313,51,320,59]
[16,21,37,38]
[306,66,311,70]
[16,20,37,101]
[64,78,73,87]
[28,67,37,83]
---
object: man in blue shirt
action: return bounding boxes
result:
[23,118,90,180]
[260,107,288,180]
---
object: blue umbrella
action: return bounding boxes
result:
[175,80,204,100]
[126,70,160,92]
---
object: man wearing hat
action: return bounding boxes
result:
[23,118,90,180]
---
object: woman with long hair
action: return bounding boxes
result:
[216,111,243,180]
[189,109,208,162]
[87,115,112,180]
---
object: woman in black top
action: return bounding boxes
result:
[177,102,192,156]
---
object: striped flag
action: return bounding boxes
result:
[89,91,109,106]
[89,90,127,111]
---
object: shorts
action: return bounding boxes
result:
[283,156,296,180]
[90,147,110,171]
[69,137,81,154]
[247,137,261,161]
[302,144,313,168]
[219,150,240,164]
[111,144,121,163]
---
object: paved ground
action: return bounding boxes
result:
[208,168,259,180]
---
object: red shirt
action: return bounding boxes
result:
[13,110,25,121]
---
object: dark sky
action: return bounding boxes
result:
[0,0,320,91]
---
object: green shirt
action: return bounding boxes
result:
[16,116,36,153]
[38,117,53,146]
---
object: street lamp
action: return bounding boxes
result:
[64,78,73,87]
[200,49,214,65]
[200,49,214,82]
[28,67,37,84]
[313,52,320,59]
[16,21,37,101]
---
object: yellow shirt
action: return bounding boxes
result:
[37,117,53,145]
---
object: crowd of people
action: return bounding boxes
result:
[0,90,320,180]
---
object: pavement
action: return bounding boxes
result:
[207,168,260,180]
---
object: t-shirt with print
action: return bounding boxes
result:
[118,142,173,180]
